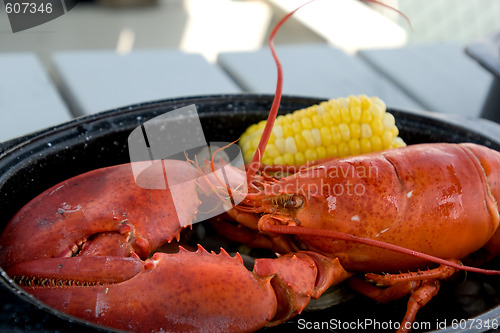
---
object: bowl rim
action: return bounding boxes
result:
[2,93,500,155]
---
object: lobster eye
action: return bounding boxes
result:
[284,195,304,209]
[294,195,304,208]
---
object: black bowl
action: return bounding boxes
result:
[1,94,500,333]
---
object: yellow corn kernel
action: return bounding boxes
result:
[326,145,339,158]
[250,137,260,150]
[372,97,386,113]
[348,139,361,155]
[322,112,334,127]
[283,153,295,165]
[239,96,406,165]
[244,124,259,138]
[295,152,306,165]
[301,117,313,130]
[359,94,371,110]
[273,156,284,165]
[338,123,350,141]
[331,127,342,144]
[361,123,372,138]
[349,95,361,109]
[306,107,316,118]
[329,108,341,124]
[350,106,362,123]
[392,137,406,148]
[370,103,384,120]
[302,129,316,148]
[383,113,396,129]
[338,142,350,157]
[370,136,383,151]
[311,128,322,146]
[283,123,294,137]
[360,138,372,154]
[320,127,333,146]
[382,131,394,149]
[338,97,349,109]
[312,114,323,128]
[245,151,255,164]
[241,140,252,155]
[390,126,399,137]
[340,108,351,123]
[316,103,326,115]
[285,137,298,154]
[265,144,280,158]
[262,157,274,165]
[323,99,337,112]
[350,123,361,140]
[275,137,286,154]
[293,120,303,133]
[305,148,317,161]
[268,132,276,143]
[316,146,327,160]
[294,133,308,152]
[292,111,303,123]
[361,110,373,123]
[370,118,384,136]
[272,125,283,138]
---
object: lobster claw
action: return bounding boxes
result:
[5,246,350,332]
[254,251,352,326]
[0,160,201,269]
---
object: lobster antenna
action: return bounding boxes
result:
[209,140,245,204]
[246,1,313,183]
[263,224,500,275]
[245,0,412,184]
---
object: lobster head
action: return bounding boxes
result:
[255,153,396,233]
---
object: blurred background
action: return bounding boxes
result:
[2,0,500,64]
[1,0,500,141]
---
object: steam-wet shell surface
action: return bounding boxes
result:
[269,143,500,272]
[22,249,277,333]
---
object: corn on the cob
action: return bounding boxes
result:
[240,95,406,165]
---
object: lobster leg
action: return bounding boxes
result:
[347,278,419,304]
[365,259,459,286]
[349,262,458,332]
[398,280,440,333]
[348,279,439,333]
[210,215,296,253]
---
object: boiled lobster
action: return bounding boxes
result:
[2,2,500,333]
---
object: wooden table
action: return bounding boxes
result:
[1,42,495,145]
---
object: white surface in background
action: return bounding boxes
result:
[268,0,408,53]
[180,0,272,63]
